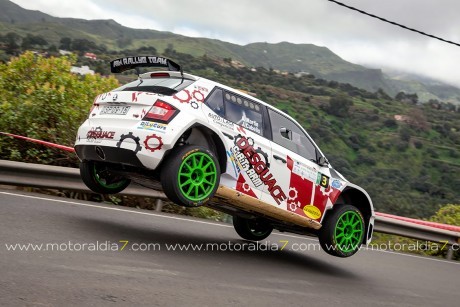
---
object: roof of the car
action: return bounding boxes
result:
[143,71,304,128]
[195,74,301,127]
[141,70,328,163]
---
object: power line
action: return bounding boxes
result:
[327,0,460,47]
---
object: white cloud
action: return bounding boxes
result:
[9,0,460,87]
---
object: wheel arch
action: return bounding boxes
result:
[172,123,228,174]
[325,184,375,244]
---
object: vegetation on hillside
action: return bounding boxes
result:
[1,0,460,102]
[0,50,459,220]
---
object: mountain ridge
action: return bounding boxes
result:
[1,0,459,103]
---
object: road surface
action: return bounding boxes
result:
[0,189,458,306]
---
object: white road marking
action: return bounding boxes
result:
[0,191,232,228]
[0,190,458,265]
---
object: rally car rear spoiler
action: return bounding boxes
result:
[110,56,182,74]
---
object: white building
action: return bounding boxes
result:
[71,66,95,75]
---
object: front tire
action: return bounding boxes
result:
[318,205,365,257]
[80,161,131,194]
[233,216,273,241]
[161,145,220,207]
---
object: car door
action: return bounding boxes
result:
[204,88,272,200]
[264,109,333,221]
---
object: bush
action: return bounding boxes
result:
[327,94,353,117]
[414,140,423,149]
[0,52,119,166]
[384,119,397,128]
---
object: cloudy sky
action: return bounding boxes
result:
[10,0,460,87]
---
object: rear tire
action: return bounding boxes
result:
[233,216,273,241]
[318,205,365,257]
[80,161,131,194]
[161,145,220,207]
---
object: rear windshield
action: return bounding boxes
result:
[114,78,195,96]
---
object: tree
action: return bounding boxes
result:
[164,43,176,56]
[136,46,157,54]
[21,34,48,50]
[59,37,72,50]
[395,91,418,104]
[375,88,391,100]
[71,38,98,52]
[3,32,21,54]
[395,91,406,101]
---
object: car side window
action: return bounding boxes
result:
[205,88,225,117]
[223,91,263,135]
[268,109,317,161]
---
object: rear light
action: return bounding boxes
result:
[143,100,179,123]
[150,72,170,78]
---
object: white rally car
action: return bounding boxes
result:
[75,56,375,257]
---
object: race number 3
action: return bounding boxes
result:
[317,173,330,188]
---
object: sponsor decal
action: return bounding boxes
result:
[173,89,192,104]
[236,125,246,134]
[232,135,286,205]
[288,187,299,201]
[86,127,115,143]
[137,121,167,133]
[331,179,342,189]
[190,101,199,109]
[182,148,199,160]
[292,161,317,181]
[132,92,142,102]
[112,56,167,68]
[192,90,205,102]
[240,116,261,134]
[97,92,113,102]
[303,205,322,219]
[285,156,341,220]
[174,89,207,107]
[226,150,240,178]
[116,132,142,153]
[194,85,209,93]
[236,174,258,198]
[286,156,314,215]
[208,113,234,130]
[144,134,163,153]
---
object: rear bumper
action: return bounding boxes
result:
[74,119,183,170]
[75,144,145,168]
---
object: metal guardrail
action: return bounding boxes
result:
[0,160,458,259]
[0,160,167,210]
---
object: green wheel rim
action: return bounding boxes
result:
[248,220,270,237]
[334,211,364,253]
[177,152,217,202]
[93,164,128,190]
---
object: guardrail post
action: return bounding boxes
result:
[446,247,454,260]
[155,199,163,212]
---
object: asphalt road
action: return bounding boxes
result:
[0,189,458,307]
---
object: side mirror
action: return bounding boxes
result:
[318,156,329,166]
[280,127,292,140]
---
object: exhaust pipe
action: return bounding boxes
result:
[95,146,105,160]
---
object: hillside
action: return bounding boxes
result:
[1,50,459,220]
[1,0,460,102]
